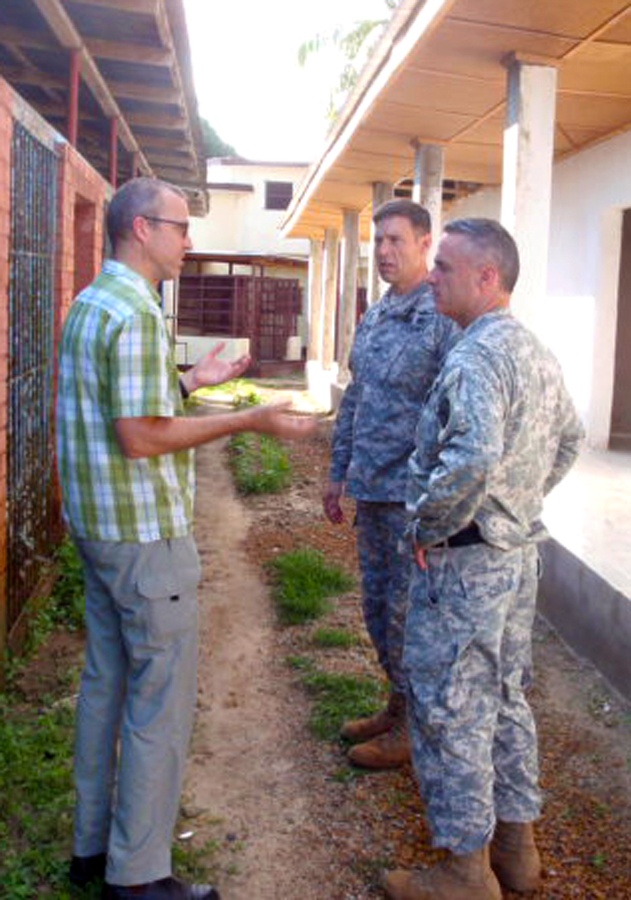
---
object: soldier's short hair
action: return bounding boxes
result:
[107,176,186,250]
[444,218,520,293]
[373,198,431,236]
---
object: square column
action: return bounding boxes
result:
[412,141,444,255]
[368,181,393,304]
[307,238,324,363]
[501,54,558,330]
[322,227,340,371]
[337,209,359,381]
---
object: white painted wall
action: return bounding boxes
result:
[190,159,311,257]
[446,131,631,448]
[184,159,312,357]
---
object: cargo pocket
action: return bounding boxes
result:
[136,538,201,640]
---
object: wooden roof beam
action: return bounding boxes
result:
[31,0,153,175]
[69,0,159,13]
[152,0,197,171]
[86,37,173,66]
[112,81,181,104]
[0,27,55,52]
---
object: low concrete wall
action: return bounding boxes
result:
[538,538,631,702]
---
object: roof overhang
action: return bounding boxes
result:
[0,0,207,211]
[282,0,631,240]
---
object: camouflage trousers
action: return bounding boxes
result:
[403,541,542,854]
[355,501,412,694]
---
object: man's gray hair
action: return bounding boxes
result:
[373,198,431,236]
[444,218,520,293]
[107,176,185,249]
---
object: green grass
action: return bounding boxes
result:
[0,699,77,897]
[267,548,354,625]
[228,432,292,494]
[4,539,86,683]
[194,378,262,407]
[311,627,359,649]
[285,655,316,672]
[301,670,383,741]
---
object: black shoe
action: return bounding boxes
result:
[69,852,107,886]
[102,876,220,899]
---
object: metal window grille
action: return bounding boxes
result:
[7,122,58,633]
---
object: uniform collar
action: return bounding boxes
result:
[380,281,435,318]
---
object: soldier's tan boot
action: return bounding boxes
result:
[382,847,502,900]
[490,820,541,893]
[347,719,411,769]
[340,691,405,743]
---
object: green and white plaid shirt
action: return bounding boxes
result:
[57,259,194,542]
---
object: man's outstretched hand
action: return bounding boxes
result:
[182,342,251,394]
[250,401,318,441]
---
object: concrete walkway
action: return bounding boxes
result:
[539,447,631,701]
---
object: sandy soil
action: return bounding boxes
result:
[182,407,631,900]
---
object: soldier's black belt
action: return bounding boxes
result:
[444,523,484,547]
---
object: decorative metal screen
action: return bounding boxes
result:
[177,273,302,370]
[7,122,58,634]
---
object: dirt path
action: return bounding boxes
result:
[181,408,631,900]
[186,439,335,900]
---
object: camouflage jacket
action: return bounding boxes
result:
[329,283,460,502]
[406,308,584,548]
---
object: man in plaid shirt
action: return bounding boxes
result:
[57,177,315,900]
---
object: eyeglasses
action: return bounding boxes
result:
[142,215,190,238]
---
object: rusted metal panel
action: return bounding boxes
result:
[7,121,59,637]
[177,273,302,373]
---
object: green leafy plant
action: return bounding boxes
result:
[285,655,316,672]
[267,548,354,625]
[228,432,291,494]
[49,538,86,631]
[312,627,359,649]
[195,378,261,407]
[301,670,383,740]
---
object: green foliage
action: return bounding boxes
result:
[312,627,359,649]
[297,0,399,118]
[199,118,236,158]
[49,539,86,632]
[195,379,262,407]
[172,838,221,884]
[285,655,316,671]
[268,548,354,626]
[0,700,77,897]
[231,390,263,409]
[5,539,86,683]
[228,433,291,495]
[301,670,383,741]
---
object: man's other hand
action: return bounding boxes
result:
[323,480,345,524]
[183,341,251,393]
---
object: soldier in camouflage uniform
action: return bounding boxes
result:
[323,199,459,769]
[382,219,584,900]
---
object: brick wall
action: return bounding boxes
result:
[0,76,109,668]
[56,142,109,338]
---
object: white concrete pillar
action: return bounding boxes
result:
[322,227,340,370]
[501,54,558,331]
[307,238,324,363]
[368,181,393,304]
[337,209,360,381]
[412,141,445,256]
